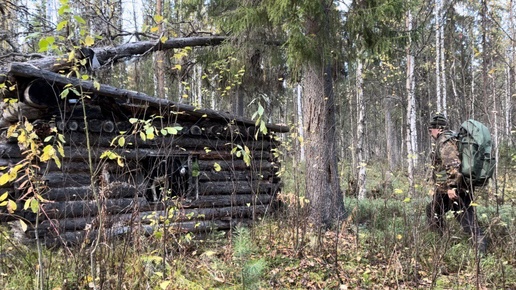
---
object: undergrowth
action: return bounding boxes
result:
[1,164,515,289]
[0,194,514,289]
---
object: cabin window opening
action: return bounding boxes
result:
[144,154,198,202]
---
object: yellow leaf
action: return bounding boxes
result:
[214,163,221,172]
[117,157,124,167]
[153,15,164,23]
[7,199,17,213]
[470,202,479,207]
[0,174,10,186]
[0,192,7,202]
[84,35,94,47]
[19,220,27,232]
[150,26,159,33]
[160,281,171,290]
[403,197,411,203]
[160,36,168,43]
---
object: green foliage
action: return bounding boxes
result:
[233,226,267,289]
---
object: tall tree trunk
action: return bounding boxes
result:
[154,0,166,99]
[440,7,447,116]
[302,62,345,227]
[356,58,367,200]
[406,9,417,195]
[435,0,442,113]
[384,97,398,171]
[508,0,515,144]
[296,83,305,162]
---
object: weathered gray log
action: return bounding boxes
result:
[41,218,252,247]
[57,129,277,149]
[198,159,275,171]
[0,102,46,127]
[0,37,228,83]
[23,78,61,108]
[43,172,92,187]
[102,121,115,133]
[0,143,21,159]
[139,193,275,211]
[198,170,271,182]
[198,181,277,195]
[42,197,148,219]
[37,205,267,233]
[7,63,289,133]
[43,182,139,201]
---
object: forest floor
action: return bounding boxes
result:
[1,194,515,289]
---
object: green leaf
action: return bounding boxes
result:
[38,38,49,52]
[74,15,86,24]
[30,198,39,213]
[118,136,125,147]
[57,20,68,31]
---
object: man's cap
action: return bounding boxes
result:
[429,113,448,129]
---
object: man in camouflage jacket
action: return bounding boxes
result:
[426,113,486,253]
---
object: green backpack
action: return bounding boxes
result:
[457,119,495,186]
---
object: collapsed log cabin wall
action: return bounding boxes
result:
[0,63,288,246]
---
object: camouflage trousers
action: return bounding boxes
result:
[426,188,487,253]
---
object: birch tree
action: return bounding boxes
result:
[406,9,417,195]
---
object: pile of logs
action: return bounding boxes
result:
[0,61,287,246]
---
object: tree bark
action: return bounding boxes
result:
[302,62,345,227]
[356,59,367,199]
[0,36,226,82]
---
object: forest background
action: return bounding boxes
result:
[0,0,515,289]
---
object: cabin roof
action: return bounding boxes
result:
[2,62,290,133]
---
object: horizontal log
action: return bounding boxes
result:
[59,131,277,151]
[198,170,271,182]
[41,197,148,219]
[198,181,278,195]
[43,182,139,202]
[7,63,289,133]
[23,78,62,108]
[140,193,275,211]
[43,172,92,187]
[40,218,253,247]
[36,205,267,233]
[0,102,46,126]
[198,159,275,171]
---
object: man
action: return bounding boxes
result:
[426,113,487,253]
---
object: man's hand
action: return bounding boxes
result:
[447,188,458,200]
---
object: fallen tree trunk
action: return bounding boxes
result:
[0,36,227,83]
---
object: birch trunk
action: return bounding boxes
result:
[406,10,417,195]
[296,83,305,162]
[356,59,367,200]
[435,0,442,113]
[439,8,447,116]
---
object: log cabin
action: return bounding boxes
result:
[0,62,288,246]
